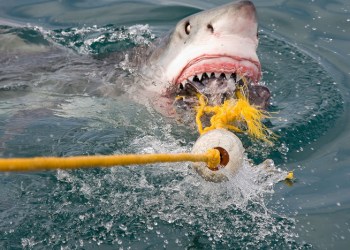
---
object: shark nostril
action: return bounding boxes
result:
[207,23,214,33]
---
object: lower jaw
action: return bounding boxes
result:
[172,84,270,114]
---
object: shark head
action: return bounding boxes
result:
[142,1,269,116]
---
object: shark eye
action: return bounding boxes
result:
[185,21,191,35]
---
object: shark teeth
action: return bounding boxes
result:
[188,76,195,82]
[185,72,251,84]
[201,73,209,81]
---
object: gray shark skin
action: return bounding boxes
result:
[140,0,269,116]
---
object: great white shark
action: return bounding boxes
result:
[0,0,270,150]
[0,0,270,117]
[139,0,270,116]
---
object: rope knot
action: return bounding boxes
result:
[206,148,221,171]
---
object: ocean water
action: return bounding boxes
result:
[0,0,349,249]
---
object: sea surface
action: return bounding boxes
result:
[0,0,349,249]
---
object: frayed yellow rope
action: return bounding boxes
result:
[195,88,273,143]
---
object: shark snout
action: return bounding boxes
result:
[202,1,258,41]
[235,1,257,17]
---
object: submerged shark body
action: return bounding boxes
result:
[140,0,270,116]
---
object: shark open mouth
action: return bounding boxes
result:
[172,56,270,110]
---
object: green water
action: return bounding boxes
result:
[0,0,349,249]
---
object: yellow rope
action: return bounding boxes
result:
[195,87,273,142]
[0,149,220,172]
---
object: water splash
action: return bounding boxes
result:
[44,132,298,249]
[33,24,155,55]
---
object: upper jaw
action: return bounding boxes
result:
[174,55,261,85]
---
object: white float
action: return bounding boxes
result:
[191,129,245,182]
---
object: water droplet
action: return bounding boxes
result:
[119,224,127,231]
